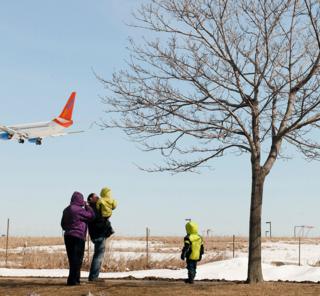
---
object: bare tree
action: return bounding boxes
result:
[99,0,320,283]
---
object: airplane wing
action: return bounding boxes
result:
[50,130,85,137]
[26,130,84,145]
[0,124,29,139]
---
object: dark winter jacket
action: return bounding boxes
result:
[88,202,113,240]
[61,191,95,241]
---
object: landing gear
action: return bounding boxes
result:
[36,138,42,145]
[7,134,13,140]
[18,138,25,144]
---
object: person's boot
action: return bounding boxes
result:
[184,278,194,284]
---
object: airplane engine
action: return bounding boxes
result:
[0,132,13,140]
[28,138,42,145]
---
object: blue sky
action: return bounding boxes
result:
[0,0,319,238]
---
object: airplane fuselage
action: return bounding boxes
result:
[8,121,65,138]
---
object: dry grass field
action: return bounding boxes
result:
[0,236,317,271]
[0,235,248,271]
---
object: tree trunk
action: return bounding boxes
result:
[247,164,265,283]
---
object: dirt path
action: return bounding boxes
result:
[1,277,320,296]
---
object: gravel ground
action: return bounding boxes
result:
[1,278,320,296]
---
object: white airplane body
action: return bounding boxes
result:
[0,92,77,145]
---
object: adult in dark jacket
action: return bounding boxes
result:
[61,191,94,286]
[87,193,113,281]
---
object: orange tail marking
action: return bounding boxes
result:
[59,92,76,120]
[53,92,76,128]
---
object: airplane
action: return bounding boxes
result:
[0,91,79,145]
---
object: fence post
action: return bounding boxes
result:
[5,218,9,268]
[232,235,235,258]
[298,237,301,266]
[87,233,90,266]
[146,227,150,268]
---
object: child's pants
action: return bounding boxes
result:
[104,217,114,237]
[186,259,197,281]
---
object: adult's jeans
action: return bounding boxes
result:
[64,235,85,285]
[89,237,106,280]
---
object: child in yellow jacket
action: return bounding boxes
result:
[181,221,204,284]
[96,187,117,235]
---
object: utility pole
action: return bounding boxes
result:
[87,233,90,265]
[294,225,314,238]
[232,235,235,258]
[298,237,301,266]
[266,221,272,238]
[5,218,9,268]
[294,225,299,238]
[146,227,150,268]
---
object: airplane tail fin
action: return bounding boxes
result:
[59,92,76,120]
[53,92,76,128]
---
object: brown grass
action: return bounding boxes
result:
[1,236,318,271]
[0,236,64,249]
[21,252,69,269]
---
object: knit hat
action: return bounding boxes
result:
[100,187,111,198]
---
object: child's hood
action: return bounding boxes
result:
[185,221,199,235]
[100,187,112,199]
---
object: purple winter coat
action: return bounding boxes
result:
[61,191,95,241]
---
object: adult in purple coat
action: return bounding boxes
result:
[61,191,94,286]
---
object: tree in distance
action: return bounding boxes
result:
[99,0,320,283]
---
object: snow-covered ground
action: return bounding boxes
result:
[262,242,320,266]
[1,240,320,282]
